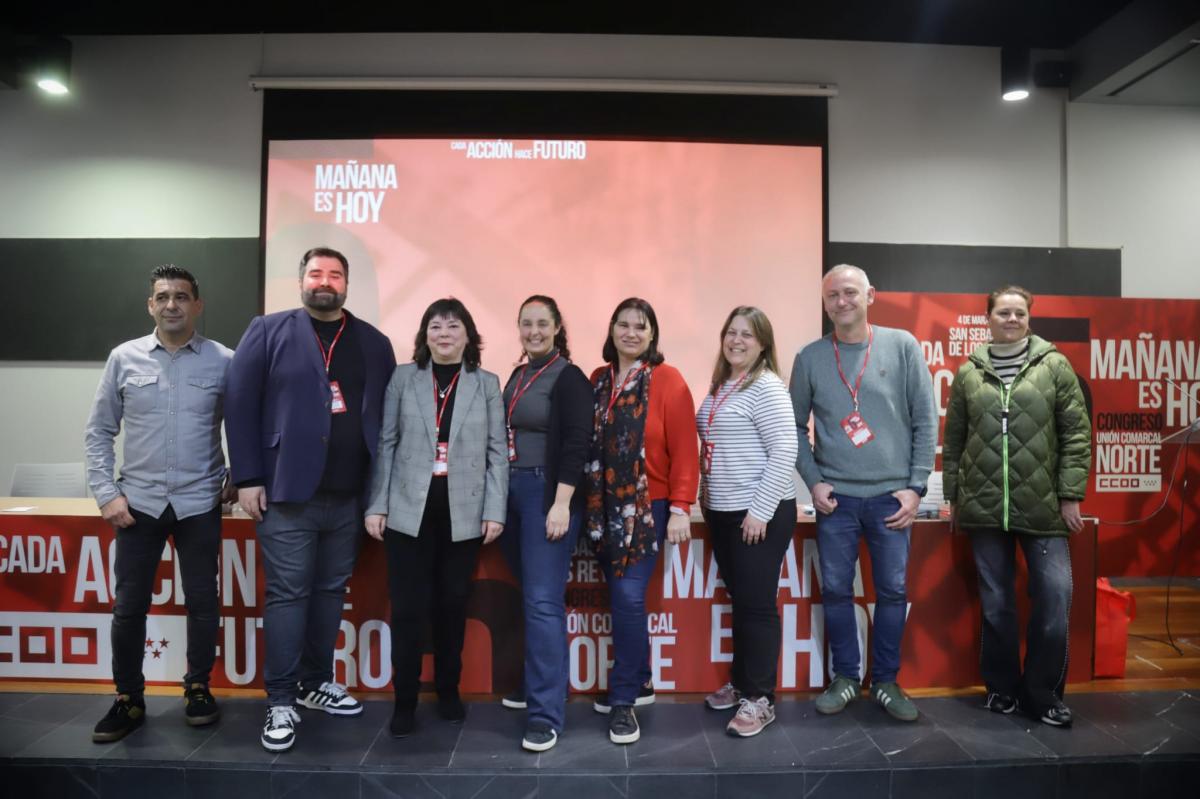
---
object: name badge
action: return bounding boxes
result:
[330,381,347,414]
[507,426,517,463]
[433,441,449,476]
[700,441,715,474]
[841,411,874,448]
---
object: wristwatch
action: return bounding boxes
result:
[907,485,927,498]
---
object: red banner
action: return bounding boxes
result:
[872,292,1200,576]
[0,513,1095,692]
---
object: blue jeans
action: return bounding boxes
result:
[816,492,910,685]
[256,492,361,707]
[501,467,581,732]
[112,505,221,696]
[970,529,1071,712]
[595,499,668,707]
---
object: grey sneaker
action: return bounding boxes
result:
[726,697,776,737]
[815,675,861,715]
[871,681,919,722]
[705,682,742,711]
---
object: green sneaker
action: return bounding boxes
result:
[815,675,861,715]
[871,681,918,722]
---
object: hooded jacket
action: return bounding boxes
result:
[943,335,1091,536]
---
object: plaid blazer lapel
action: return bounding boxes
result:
[414,365,438,449]
[447,368,479,445]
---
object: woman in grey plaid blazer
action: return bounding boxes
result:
[365,298,508,738]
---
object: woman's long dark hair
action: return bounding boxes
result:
[518,295,570,361]
[412,297,483,370]
[601,297,665,366]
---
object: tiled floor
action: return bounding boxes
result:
[1,691,1198,798]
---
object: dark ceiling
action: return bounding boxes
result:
[4,1,1140,50]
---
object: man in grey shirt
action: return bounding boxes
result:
[84,265,233,743]
[789,264,936,723]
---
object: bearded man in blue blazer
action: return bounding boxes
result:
[226,246,395,752]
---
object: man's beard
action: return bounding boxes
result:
[303,288,346,312]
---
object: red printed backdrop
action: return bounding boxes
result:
[0,515,1095,692]
[873,292,1200,577]
[263,138,825,406]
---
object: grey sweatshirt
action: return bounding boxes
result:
[788,325,937,498]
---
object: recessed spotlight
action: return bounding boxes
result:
[37,78,69,95]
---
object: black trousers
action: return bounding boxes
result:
[111,504,221,696]
[385,484,483,709]
[703,498,797,703]
[970,529,1072,713]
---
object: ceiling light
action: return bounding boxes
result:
[29,36,72,96]
[1001,47,1030,102]
[37,78,69,95]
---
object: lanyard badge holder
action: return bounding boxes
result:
[505,352,561,463]
[605,362,648,424]
[701,372,748,474]
[833,326,875,448]
[314,315,349,414]
[433,370,461,476]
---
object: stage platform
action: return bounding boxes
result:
[2,690,1198,798]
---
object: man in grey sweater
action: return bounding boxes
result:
[789,264,937,722]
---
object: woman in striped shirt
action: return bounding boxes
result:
[697,306,799,738]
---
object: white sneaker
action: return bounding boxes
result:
[261,705,301,751]
[296,681,363,716]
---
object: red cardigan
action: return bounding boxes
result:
[592,362,699,511]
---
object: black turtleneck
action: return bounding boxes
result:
[432,361,463,443]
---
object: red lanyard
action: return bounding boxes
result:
[704,372,748,440]
[433,370,461,430]
[831,325,873,411]
[605,362,649,421]
[507,352,561,424]
[313,314,348,374]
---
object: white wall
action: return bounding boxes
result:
[1,33,1197,495]
[1067,102,1200,299]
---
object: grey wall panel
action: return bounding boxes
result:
[0,238,260,360]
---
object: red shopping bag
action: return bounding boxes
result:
[1095,578,1136,678]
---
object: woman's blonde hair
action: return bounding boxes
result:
[709,306,779,395]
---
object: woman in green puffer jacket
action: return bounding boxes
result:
[943,285,1091,729]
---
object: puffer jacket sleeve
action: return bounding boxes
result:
[1050,354,1091,501]
[942,362,972,505]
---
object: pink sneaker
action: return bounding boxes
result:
[725,697,775,737]
[705,682,742,711]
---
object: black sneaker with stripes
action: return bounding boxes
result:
[295,681,363,716]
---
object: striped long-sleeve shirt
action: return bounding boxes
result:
[696,370,799,521]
